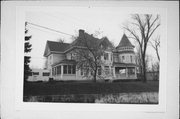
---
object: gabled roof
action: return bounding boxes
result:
[71,32,100,47]
[71,30,114,50]
[47,41,70,52]
[113,62,137,66]
[43,41,70,57]
[44,30,115,57]
[99,37,114,49]
[52,59,76,67]
[117,34,134,48]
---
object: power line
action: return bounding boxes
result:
[26,22,74,37]
[28,24,61,37]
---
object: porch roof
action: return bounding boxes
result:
[52,59,76,67]
[113,62,137,67]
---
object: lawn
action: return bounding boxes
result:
[24,80,159,96]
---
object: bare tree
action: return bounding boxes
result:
[136,48,151,79]
[124,14,160,82]
[73,33,111,82]
[150,61,159,80]
[57,38,65,43]
[150,36,160,61]
[93,29,103,38]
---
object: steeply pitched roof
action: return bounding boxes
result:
[117,34,134,48]
[71,32,101,47]
[44,30,114,57]
[47,41,70,52]
[71,30,113,50]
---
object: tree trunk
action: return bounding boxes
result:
[94,69,97,82]
[156,50,160,61]
[142,56,147,83]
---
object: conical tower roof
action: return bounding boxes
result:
[117,34,134,48]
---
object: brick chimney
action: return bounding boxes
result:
[79,29,85,37]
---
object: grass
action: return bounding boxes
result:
[24,80,159,96]
[24,92,158,104]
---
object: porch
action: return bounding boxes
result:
[114,67,137,79]
[51,60,83,80]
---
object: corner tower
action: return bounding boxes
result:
[116,34,135,64]
[113,34,137,80]
[116,34,135,53]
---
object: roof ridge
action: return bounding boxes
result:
[47,40,70,45]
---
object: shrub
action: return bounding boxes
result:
[49,78,54,82]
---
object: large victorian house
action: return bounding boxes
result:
[43,29,137,81]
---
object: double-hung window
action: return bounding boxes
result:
[104,53,109,60]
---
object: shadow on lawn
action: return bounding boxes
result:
[24,92,158,104]
[23,80,159,104]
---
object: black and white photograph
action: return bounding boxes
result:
[1,1,179,119]
[23,8,160,104]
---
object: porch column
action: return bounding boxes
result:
[55,67,57,77]
[134,67,137,78]
[75,67,78,80]
[113,67,116,78]
[109,66,111,76]
[50,67,53,77]
[61,65,63,79]
[126,67,128,78]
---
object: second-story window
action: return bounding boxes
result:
[114,55,118,62]
[49,55,53,65]
[110,54,113,61]
[104,53,109,60]
[130,55,133,63]
[72,53,76,60]
[122,56,125,61]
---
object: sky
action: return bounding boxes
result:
[25,7,159,69]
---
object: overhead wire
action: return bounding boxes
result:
[26,22,75,37]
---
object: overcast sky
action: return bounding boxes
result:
[25,7,159,69]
